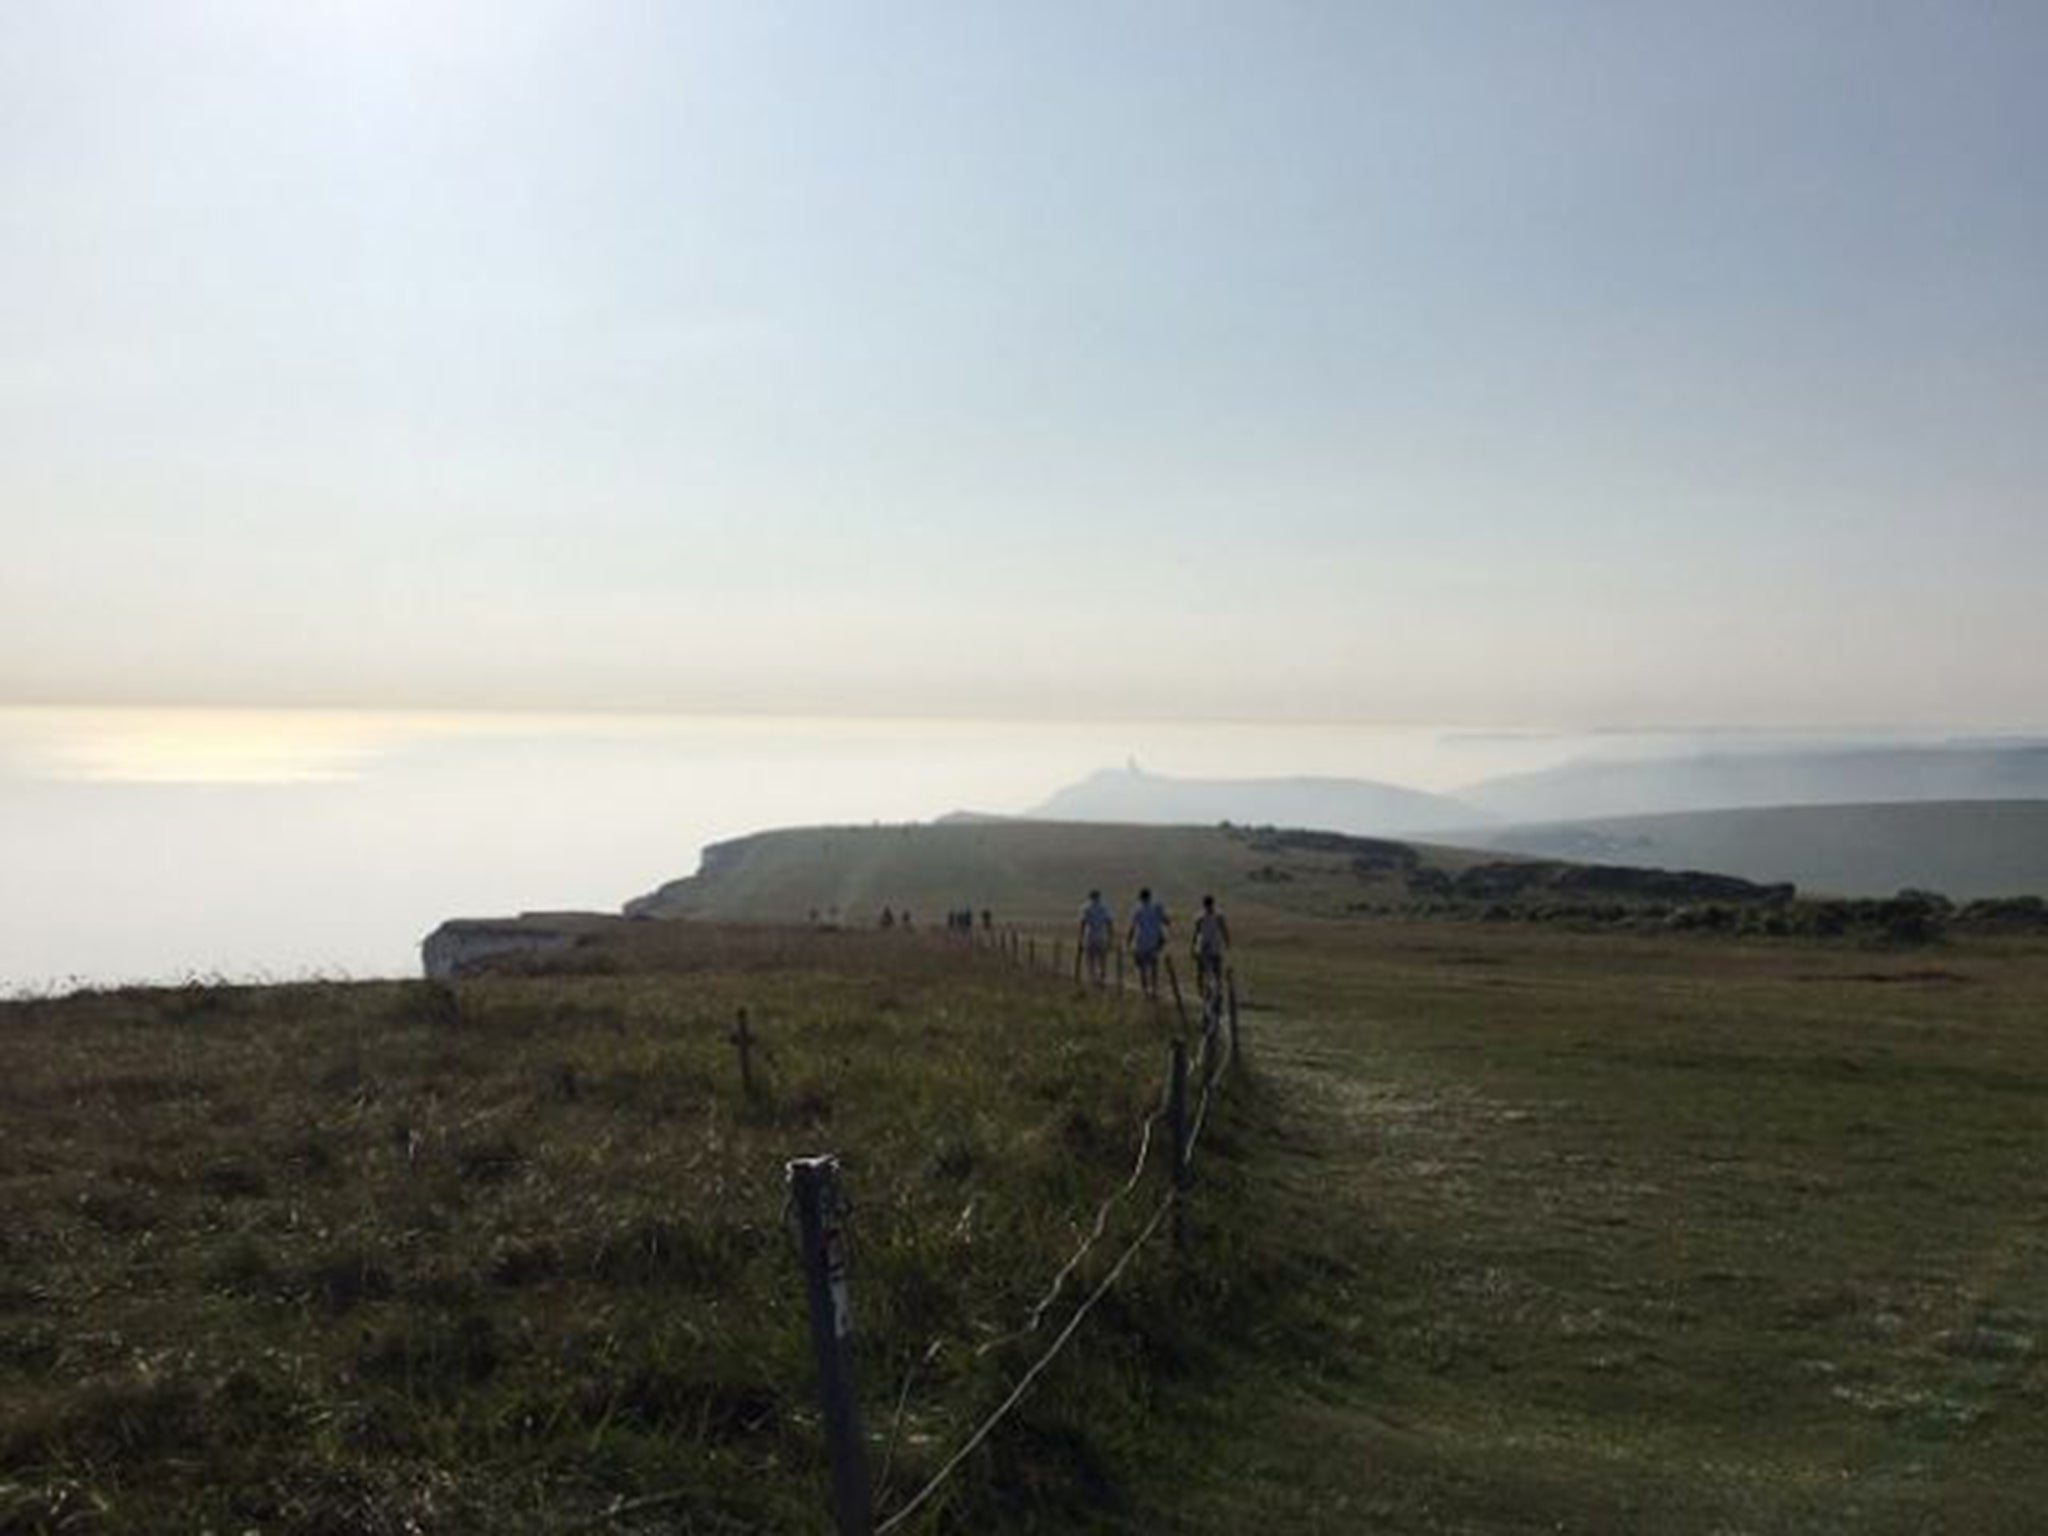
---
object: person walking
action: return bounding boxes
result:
[1127,887,1170,1001]
[1078,889,1115,986]
[1192,893,1231,1000]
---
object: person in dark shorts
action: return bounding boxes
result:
[1078,889,1115,986]
[1192,893,1231,999]
[1127,887,1169,1000]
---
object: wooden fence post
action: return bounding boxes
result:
[788,1157,873,1535]
[1168,1040,1190,1248]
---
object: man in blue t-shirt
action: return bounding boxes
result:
[1127,887,1170,1000]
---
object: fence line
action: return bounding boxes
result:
[873,1193,1177,1534]
[861,933,1241,1531]
[980,1073,1171,1355]
[1188,1011,1230,1155]
[867,1069,1171,1509]
[774,916,1245,1534]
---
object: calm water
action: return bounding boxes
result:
[0,708,1839,992]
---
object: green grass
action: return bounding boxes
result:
[1122,918,2048,1534]
[13,818,2048,1533]
[623,819,1412,928]
[0,928,1251,1534]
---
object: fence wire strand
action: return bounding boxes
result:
[873,1192,1177,1534]
[1188,1029,1230,1155]
[977,1074,1170,1357]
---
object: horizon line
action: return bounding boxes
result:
[4,699,2038,741]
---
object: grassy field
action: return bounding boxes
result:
[1123,917,2048,1534]
[0,926,1261,1534]
[10,821,2048,1532]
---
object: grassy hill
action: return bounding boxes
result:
[0,928,1264,1533]
[614,819,1946,946]
[1472,799,2048,899]
[623,819,1436,928]
[16,822,2048,1532]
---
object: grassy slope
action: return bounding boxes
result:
[627,820,1277,927]
[1474,799,2048,899]
[624,819,1487,930]
[546,823,2048,1530]
[0,928,1255,1534]
[13,822,2048,1532]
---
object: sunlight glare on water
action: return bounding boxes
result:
[11,708,397,785]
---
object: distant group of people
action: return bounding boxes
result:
[880,906,997,932]
[1077,886,1230,1001]
[857,885,1230,1003]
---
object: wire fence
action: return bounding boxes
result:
[873,1192,1177,1533]
[595,918,1244,1533]
[786,922,1245,1535]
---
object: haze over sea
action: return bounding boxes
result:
[0,706,1955,994]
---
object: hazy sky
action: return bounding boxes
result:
[5,1,2045,728]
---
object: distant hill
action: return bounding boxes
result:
[1460,742,2048,822]
[539,814,2048,956]
[619,818,1987,944]
[1027,764,1480,836]
[624,819,1379,926]
[1473,800,2048,900]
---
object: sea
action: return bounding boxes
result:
[0,707,1903,994]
